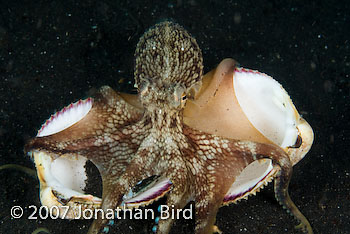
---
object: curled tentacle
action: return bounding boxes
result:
[274,165,313,234]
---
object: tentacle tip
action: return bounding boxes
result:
[212,225,222,234]
[295,222,313,234]
[108,220,114,226]
[155,216,160,224]
[152,225,157,233]
[102,226,109,233]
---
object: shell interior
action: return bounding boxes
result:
[34,150,98,200]
[37,98,93,137]
[50,155,88,193]
[233,68,298,148]
[224,159,277,204]
[123,177,172,208]
[32,150,101,219]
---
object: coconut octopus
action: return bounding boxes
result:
[25,21,314,234]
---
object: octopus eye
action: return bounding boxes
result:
[171,84,186,108]
[178,93,187,108]
[290,135,302,148]
[139,79,150,96]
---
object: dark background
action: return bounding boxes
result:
[0,0,349,233]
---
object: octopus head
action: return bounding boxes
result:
[134,21,203,110]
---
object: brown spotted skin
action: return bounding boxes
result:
[25,21,312,234]
[25,86,147,178]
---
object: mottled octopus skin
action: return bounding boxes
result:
[25,22,312,234]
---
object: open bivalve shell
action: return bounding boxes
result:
[27,58,313,218]
[184,58,313,203]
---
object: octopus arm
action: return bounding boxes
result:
[23,86,148,219]
[25,86,143,171]
[223,140,312,233]
[87,148,159,234]
[184,126,312,233]
[273,163,313,234]
[88,145,193,234]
